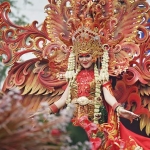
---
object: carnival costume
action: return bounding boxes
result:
[0,0,150,149]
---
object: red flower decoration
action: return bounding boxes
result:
[90,137,101,150]
[51,129,61,136]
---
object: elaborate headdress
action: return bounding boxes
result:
[0,0,146,80]
[0,0,145,103]
[43,0,146,124]
[65,22,109,81]
[43,0,144,79]
[72,26,103,57]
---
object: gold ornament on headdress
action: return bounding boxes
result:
[65,26,104,80]
[72,26,103,58]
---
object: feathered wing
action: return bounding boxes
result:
[99,0,149,76]
[112,32,150,137]
[86,0,150,137]
[103,1,150,137]
[0,2,70,112]
[80,0,150,137]
[2,58,68,112]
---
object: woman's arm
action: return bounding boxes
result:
[103,85,139,120]
[49,85,70,113]
[54,85,70,109]
[102,86,117,107]
[29,85,69,117]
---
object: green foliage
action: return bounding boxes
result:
[98,105,108,124]
[67,122,89,145]
[0,56,8,87]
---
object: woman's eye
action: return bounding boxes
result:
[86,54,90,58]
[78,54,91,59]
[79,56,83,58]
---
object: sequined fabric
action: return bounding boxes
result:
[76,69,94,97]
[70,69,96,122]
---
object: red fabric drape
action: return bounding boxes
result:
[120,122,150,150]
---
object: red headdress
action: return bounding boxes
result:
[43,0,146,80]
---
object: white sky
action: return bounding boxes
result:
[11,0,48,25]
[12,0,150,24]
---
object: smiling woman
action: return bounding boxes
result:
[48,26,141,149]
[78,54,93,69]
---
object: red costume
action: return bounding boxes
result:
[70,69,143,149]
[1,0,150,150]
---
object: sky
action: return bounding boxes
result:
[12,0,150,25]
[11,0,48,25]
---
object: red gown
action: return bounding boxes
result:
[70,69,148,150]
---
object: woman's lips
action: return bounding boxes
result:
[82,62,88,65]
[83,62,88,65]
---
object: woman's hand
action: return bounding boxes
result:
[29,107,51,118]
[116,106,139,121]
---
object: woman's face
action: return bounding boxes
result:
[78,53,93,69]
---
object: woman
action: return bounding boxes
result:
[48,28,140,149]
